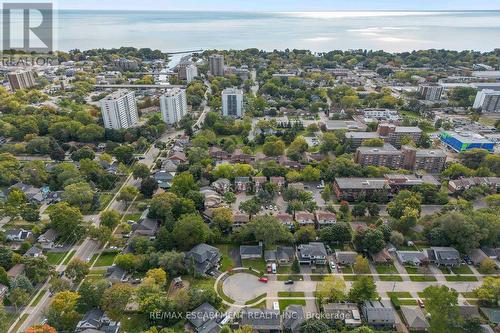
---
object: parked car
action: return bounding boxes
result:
[259,277,269,283]
[417,299,425,308]
[267,264,272,273]
[284,280,294,285]
[329,261,336,270]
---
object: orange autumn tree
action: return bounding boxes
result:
[25,324,58,333]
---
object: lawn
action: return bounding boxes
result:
[277,275,304,281]
[409,275,437,282]
[123,213,142,222]
[404,266,419,274]
[461,292,477,298]
[379,275,403,282]
[340,266,354,274]
[375,264,398,274]
[309,275,326,281]
[242,258,267,272]
[120,314,152,333]
[451,265,474,275]
[92,251,119,267]
[445,275,478,282]
[62,250,76,265]
[279,299,306,311]
[32,290,46,306]
[342,275,359,281]
[46,251,68,265]
[398,299,418,306]
[277,265,294,274]
[387,292,412,298]
[216,244,237,271]
[278,291,305,297]
[245,293,267,305]
[11,314,29,333]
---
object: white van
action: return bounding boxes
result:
[273,302,279,311]
[271,263,277,274]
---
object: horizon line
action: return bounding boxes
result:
[51,9,500,12]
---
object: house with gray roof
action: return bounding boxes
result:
[185,243,221,276]
[425,247,461,267]
[24,246,44,258]
[283,305,305,333]
[297,242,327,265]
[154,170,176,189]
[240,244,263,259]
[323,303,362,328]
[241,308,282,333]
[131,209,159,239]
[265,246,295,265]
[106,266,127,283]
[469,249,489,267]
[396,251,428,266]
[187,302,221,333]
[362,300,395,329]
[400,306,430,331]
[0,283,8,299]
[4,229,32,242]
[75,309,120,333]
[38,228,58,249]
[334,251,358,266]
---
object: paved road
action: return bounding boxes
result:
[11,129,182,333]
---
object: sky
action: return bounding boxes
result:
[55,0,500,11]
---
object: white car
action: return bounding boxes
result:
[329,262,336,270]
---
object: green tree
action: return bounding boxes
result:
[212,207,234,233]
[316,275,346,302]
[422,285,459,333]
[353,255,370,274]
[294,226,317,244]
[132,163,150,179]
[387,190,422,219]
[171,172,198,196]
[172,214,212,251]
[140,177,158,198]
[238,215,293,246]
[101,283,133,320]
[361,138,384,147]
[78,279,109,312]
[62,181,95,212]
[118,185,139,204]
[239,198,261,218]
[66,259,90,283]
[100,210,121,229]
[319,223,352,244]
[49,202,84,241]
[474,277,500,306]
[47,291,81,331]
[348,276,378,302]
[9,288,29,310]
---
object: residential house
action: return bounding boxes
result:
[303,152,325,163]
[4,229,32,242]
[396,251,428,266]
[154,170,176,189]
[24,246,44,258]
[253,176,268,192]
[481,247,498,260]
[75,309,120,333]
[209,147,230,161]
[297,242,327,265]
[201,188,222,209]
[448,177,500,193]
[459,305,481,320]
[231,149,253,164]
[7,263,25,278]
[279,156,301,169]
[37,229,58,249]
[315,210,336,229]
[371,249,393,264]
[283,305,305,333]
[265,246,295,265]
[240,244,263,260]
[132,211,159,239]
[233,213,250,229]
[323,303,362,328]
[185,244,221,276]
[211,179,232,194]
[270,177,285,190]
[334,251,358,266]
[276,212,294,229]
[169,152,188,164]
[400,306,430,331]
[106,266,127,283]
[7,182,45,204]
[480,307,500,325]
[362,301,395,329]
[295,211,315,228]
[425,247,461,267]
[469,249,489,267]
[234,177,251,193]
[161,159,178,173]
[187,303,222,333]
[240,308,282,333]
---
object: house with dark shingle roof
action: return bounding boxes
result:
[187,302,221,333]
[425,247,461,267]
[240,244,263,259]
[334,251,358,266]
[362,300,395,329]
[24,246,44,258]
[185,244,221,276]
[283,305,305,333]
[297,242,327,265]
[400,306,430,331]
[75,309,120,333]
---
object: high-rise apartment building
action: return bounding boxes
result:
[222,88,244,118]
[418,84,444,101]
[473,89,500,112]
[185,64,198,83]
[7,70,36,91]
[160,88,188,125]
[100,90,139,130]
[209,54,225,76]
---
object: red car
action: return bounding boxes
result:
[267,265,272,273]
[258,277,269,283]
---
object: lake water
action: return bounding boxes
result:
[43,10,500,52]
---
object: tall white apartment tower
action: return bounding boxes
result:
[222,88,244,118]
[209,54,225,76]
[100,90,139,130]
[185,64,198,83]
[160,88,188,125]
[7,70,36,91]
[473,89,500,112]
